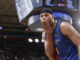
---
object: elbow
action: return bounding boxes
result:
[46,53,54,59]
[45,51,54,58]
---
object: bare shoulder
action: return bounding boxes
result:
[60,22,72,35]
[60,22,71,28]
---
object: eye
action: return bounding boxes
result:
[45,14,49,17]
[40,15,43,18]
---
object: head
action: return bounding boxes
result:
[40,8,54,23]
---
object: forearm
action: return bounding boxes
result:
[44,33,55,58]
[78,40,80,60]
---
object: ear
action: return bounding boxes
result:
[51,15,54,19]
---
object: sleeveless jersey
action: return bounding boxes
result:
[52,20,79,60]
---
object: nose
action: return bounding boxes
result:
[42,16,46,20]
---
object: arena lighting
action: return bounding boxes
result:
[0,26,2,30]
[41,39,44,43]
[35,38,39,43]
[77,20,80,25]
[25,28,29,31]
[28,38,33,43]
[36,28,44,32]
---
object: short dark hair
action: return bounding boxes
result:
[40,8,53,15]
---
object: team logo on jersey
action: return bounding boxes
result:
[55,39,61,45]
[55,32,58,36]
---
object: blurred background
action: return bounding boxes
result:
[0,0,80,60]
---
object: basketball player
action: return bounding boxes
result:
[40,8,80,60]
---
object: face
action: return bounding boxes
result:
[40,12,54,23]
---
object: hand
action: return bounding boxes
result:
[78,40,80,60]
[42,21,53,33]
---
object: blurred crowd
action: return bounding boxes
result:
[0,48,48,60]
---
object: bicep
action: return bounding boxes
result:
[61,22,80,46]
[67,28,80,46]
